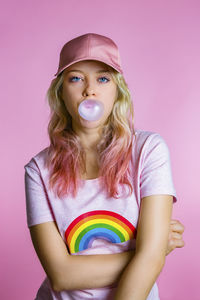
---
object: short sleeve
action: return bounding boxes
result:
[140,133,177,203]
[24,159,55,228]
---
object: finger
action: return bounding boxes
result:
[167,239,176,253]
[170,222,185,233]
[170,219,179,224]
[170,219,184,227]
[172,238,185,248]
[171,232,183,240]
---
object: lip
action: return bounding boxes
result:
[77,98,97,108]
[81,98,97,102]
[79,116,98,123]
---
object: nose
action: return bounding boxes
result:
[82,79,96,97]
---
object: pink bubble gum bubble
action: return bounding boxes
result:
[78,99,104,121]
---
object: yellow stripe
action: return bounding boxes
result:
[70,218,130,253]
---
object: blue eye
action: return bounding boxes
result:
[99,77,110,83]
[69,76,110,83]
[69,76,82,82]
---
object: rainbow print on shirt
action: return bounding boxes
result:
[65,210,136,254]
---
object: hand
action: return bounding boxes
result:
[166,219,185,255]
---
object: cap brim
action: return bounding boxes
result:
[54,57,123,76]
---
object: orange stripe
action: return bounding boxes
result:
[67,214,134,245]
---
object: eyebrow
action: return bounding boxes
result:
[65,69,111,74]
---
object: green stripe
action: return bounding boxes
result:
[75,223,125,252]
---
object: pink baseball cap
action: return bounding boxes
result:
[54,33,123,76]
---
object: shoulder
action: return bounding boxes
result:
[24,147,49,172]
[134,129,167,151]
[132,129,171,166]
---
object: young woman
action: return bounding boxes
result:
[24,33,185,300]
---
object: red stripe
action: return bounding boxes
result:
[65,210,135,237]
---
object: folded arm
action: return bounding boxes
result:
[29,209,184,292]
[29,221,135,292]
[25,159,184,293]
[114,194,173,300]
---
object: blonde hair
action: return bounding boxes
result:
[45,67,136,199]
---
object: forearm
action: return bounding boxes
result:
[114,252,165,300]
[56,250,135,292]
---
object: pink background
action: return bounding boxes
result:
[1,0,199,299]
